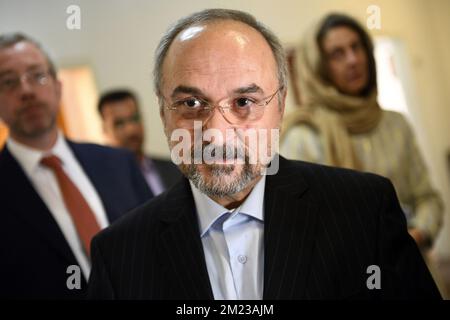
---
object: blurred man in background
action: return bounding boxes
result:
[98,89,181,196]
[0,33,152,299]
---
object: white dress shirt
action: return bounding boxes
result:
[190,175,266,300]
[7,133,109,280]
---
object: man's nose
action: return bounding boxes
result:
[199,108,238,145]
[18,77,36,98]
[123,120,141,132]
[202,107,234,131]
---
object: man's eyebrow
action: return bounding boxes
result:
[233,84,264,95]
[0,70,15,78]
[171,86,204,99]
[170,83,264,100]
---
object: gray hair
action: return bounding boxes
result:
[0,32,57,78]
[153,8,287,105]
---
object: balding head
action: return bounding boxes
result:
[153,9,287,103]
[154,10,286,204]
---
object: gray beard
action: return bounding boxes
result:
[181,162,260,198]
[168,137,264,197]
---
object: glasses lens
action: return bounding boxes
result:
[168,88,279,127]
[176,109,213,128]
[232,105,266,123]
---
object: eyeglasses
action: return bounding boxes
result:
[0,69,52,93]
[164,86,283,128]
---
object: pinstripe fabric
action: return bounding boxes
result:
[88,156,441,300]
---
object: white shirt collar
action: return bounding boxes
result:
[7,132,73,175]
[190,174,266,237]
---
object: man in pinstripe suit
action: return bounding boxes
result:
[88,9,441,299]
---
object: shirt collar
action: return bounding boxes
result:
[7,131,72,175]
[141,156,155,172]
[190,174,266,237]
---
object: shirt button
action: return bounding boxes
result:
[237,255,247,264]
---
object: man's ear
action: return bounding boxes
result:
[101,121,112,144]
[99,113,112,141]
[279,88,288,118]
[159,100,166,127]
[55,79,62,103]
[101,121,107,134]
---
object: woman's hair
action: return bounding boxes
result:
[316,13,377,96]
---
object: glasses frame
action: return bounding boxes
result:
[0,69,52,93]
[164,86,284,125]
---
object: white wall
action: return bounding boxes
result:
[1,0,449,256]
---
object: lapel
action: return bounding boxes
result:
[0,147,76,263]
[263,156,319,299]
[158,178,214,299]
[152,156,318,300]
[151,158,171,189]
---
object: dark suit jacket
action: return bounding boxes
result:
[148,156,181,190]
[87,156,441,299]
[0,141,152,299]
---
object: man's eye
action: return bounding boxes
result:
[1,78,18,87]
[182,98,203,108]
[235,97,255,108]
[32,71,45,80]
[114,119,126,128]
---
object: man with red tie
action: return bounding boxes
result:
[0,33,152,299]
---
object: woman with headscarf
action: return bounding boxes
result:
[281,13,443,248]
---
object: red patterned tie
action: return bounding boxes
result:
[41,155,100,257]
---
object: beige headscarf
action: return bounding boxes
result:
[282,18,382,169]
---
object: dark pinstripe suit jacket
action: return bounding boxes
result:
[88,156,441,299]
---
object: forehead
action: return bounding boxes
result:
[162,20,278,93]
[0,41,49,73]
[322,26,361,51]
[102,97,138,117]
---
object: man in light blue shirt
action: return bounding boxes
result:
[88,9,441,300]
[190,175,265,299]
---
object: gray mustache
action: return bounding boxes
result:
[193,143,247,161]
[19,102,46,112]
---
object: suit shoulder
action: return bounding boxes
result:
[69,141,131,155]
[147,155,171,163]
[68,141,135,161]
[92,191,168,246]
[0,147,11,167]
[147,155,178,169]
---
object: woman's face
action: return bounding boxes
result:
[321,26,369,96]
